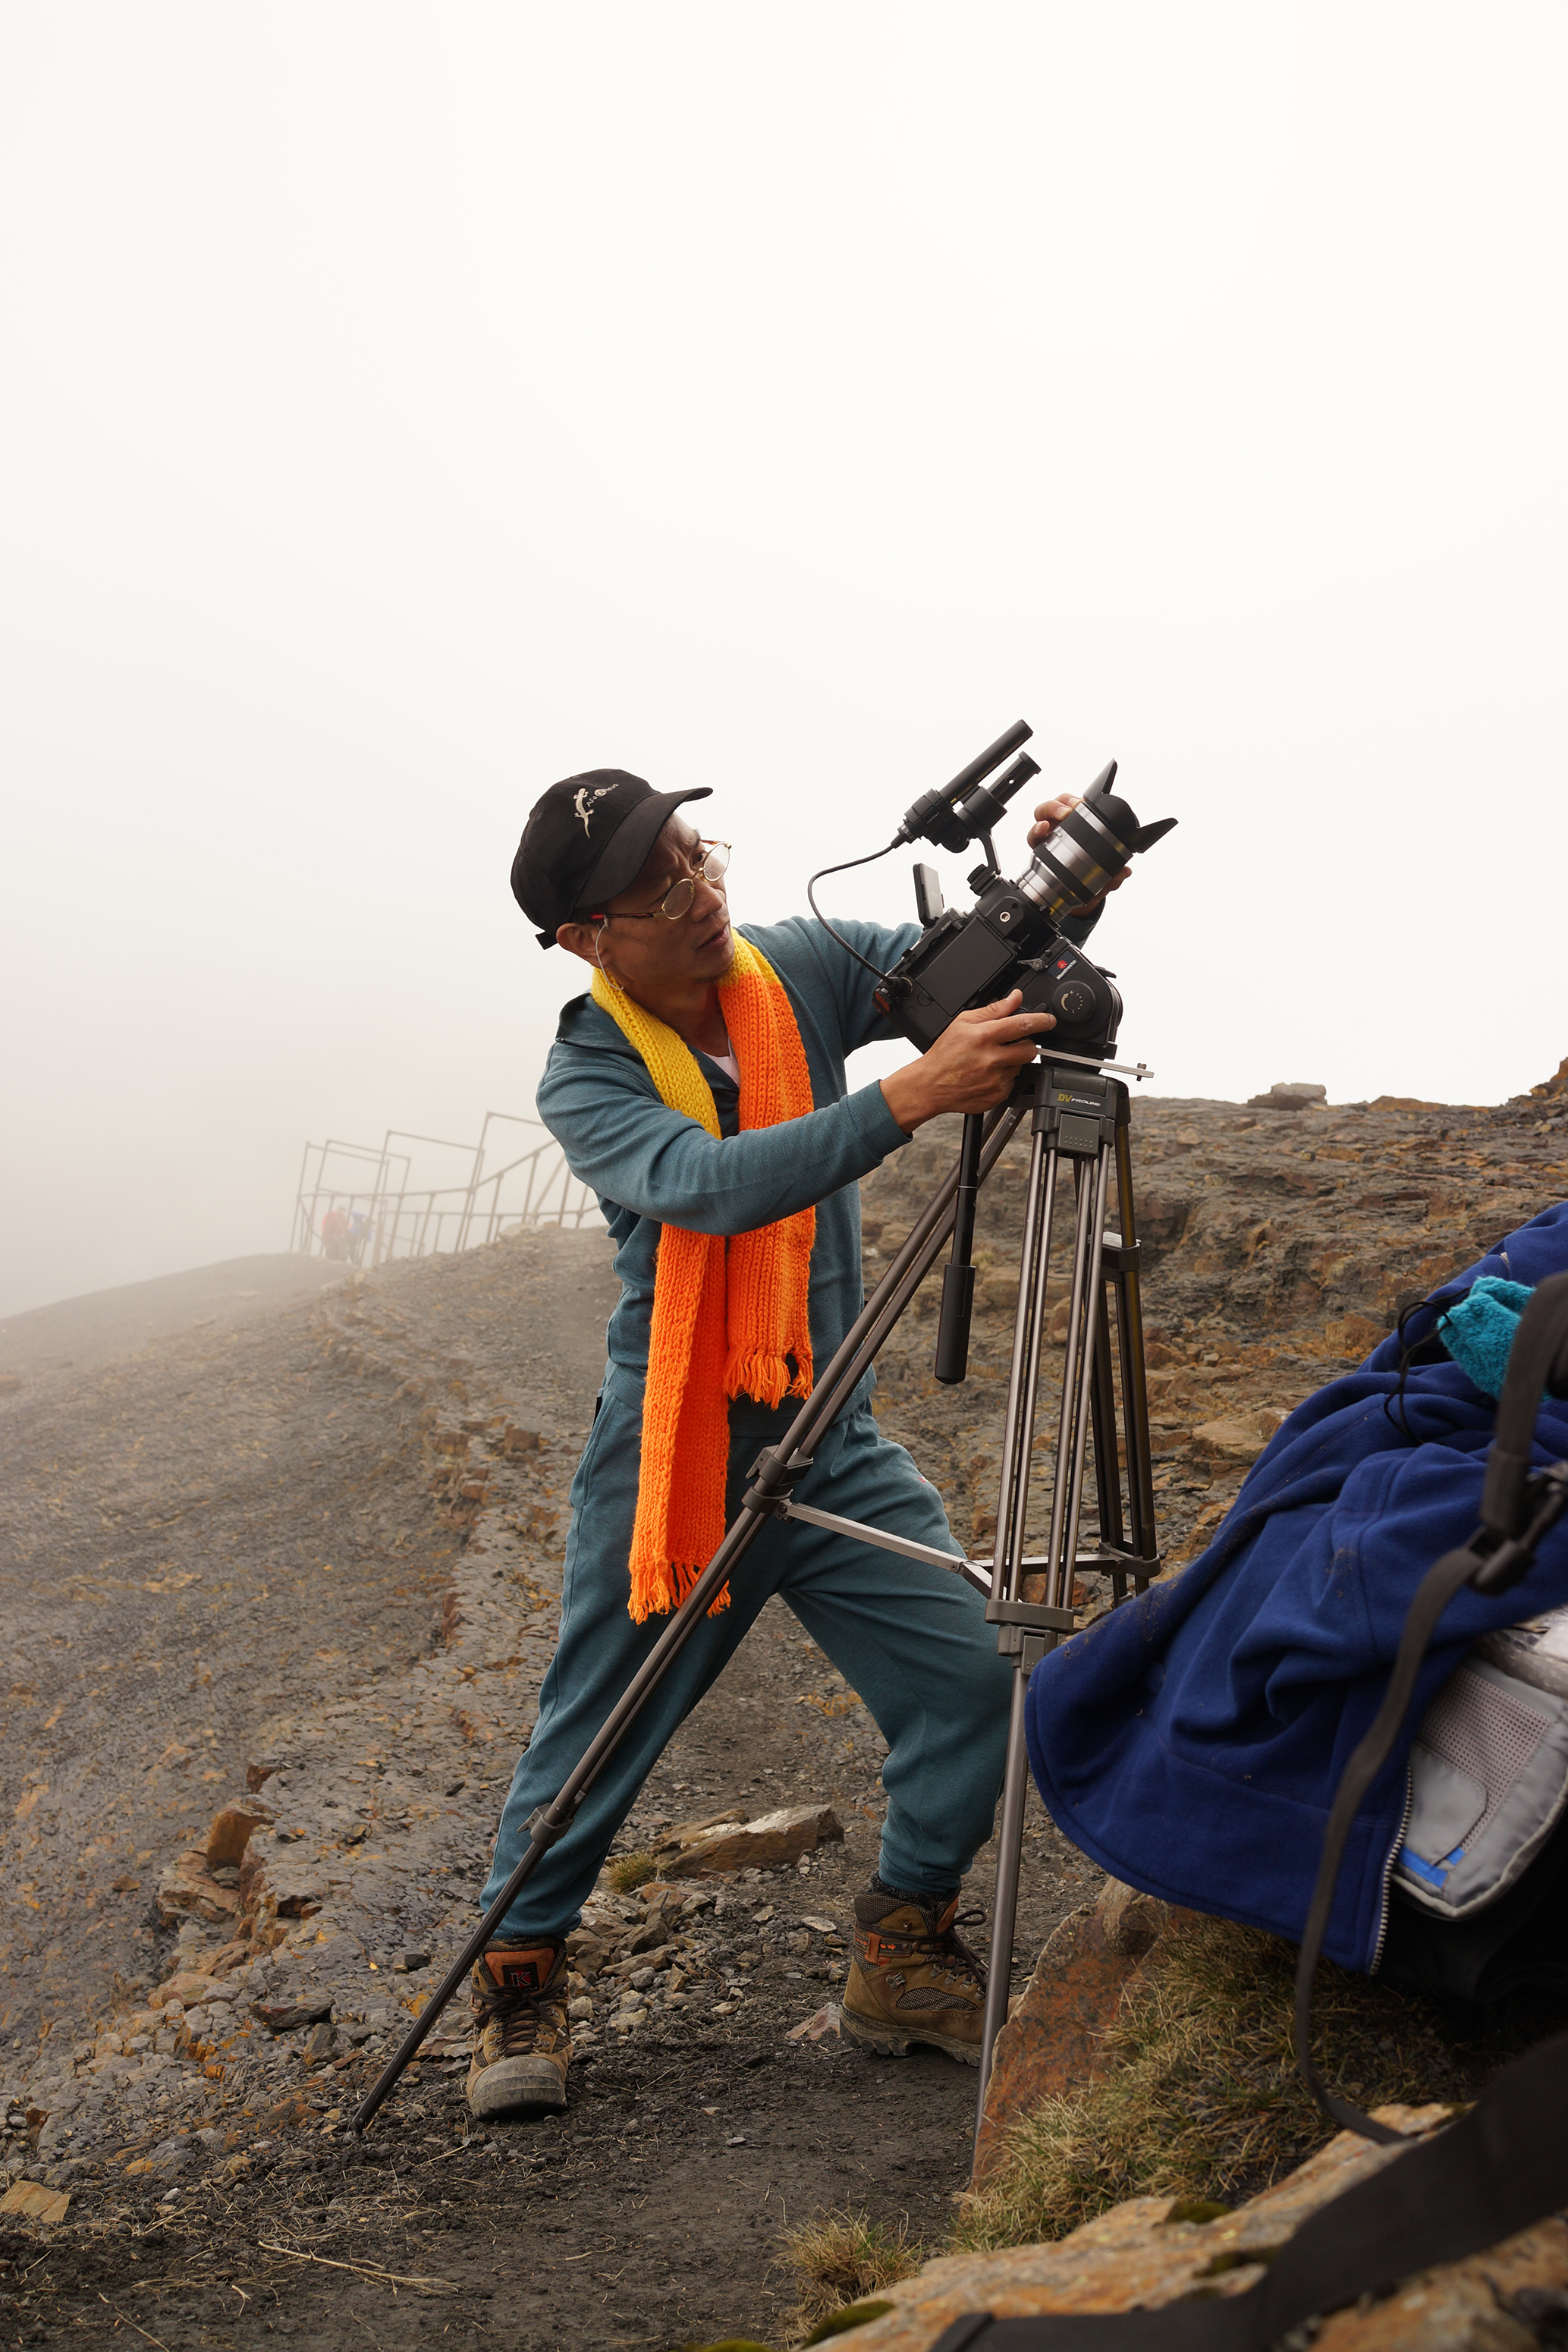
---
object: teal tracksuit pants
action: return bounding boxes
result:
[480,1364,1013,1939]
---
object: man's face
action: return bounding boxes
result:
[568,816,732,994]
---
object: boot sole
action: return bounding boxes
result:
[467,2056,568,2118]
[841,2007,981,2067]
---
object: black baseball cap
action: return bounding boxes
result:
[510,769,714,949]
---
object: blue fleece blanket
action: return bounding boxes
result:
[1024,1200,1568,1975]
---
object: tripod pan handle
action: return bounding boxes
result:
[935,1261,976,1384]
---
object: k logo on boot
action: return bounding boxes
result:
[485,1947,552,1994]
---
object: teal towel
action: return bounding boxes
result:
[1438,1275,1536,1400]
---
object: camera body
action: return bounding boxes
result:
[874,746,1173,1061]
[875,871,1123,1058]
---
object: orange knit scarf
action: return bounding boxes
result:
[590,937,815,1621]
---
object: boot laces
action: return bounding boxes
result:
[472,1970,557,2057]
[930,1904,987,1994]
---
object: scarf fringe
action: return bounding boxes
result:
[723,1345,810,1409]
[628,1555,731,1626]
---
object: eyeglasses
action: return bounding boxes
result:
[599,841,731,923]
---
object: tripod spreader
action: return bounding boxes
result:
[985,1597,1078,1640]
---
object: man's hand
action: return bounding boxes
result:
[880,991,1055,1136]
[1026,791,1132,914]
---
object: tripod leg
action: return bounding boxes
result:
[976,1674,1030,2096]
[989,1132,1059,1598]
[1112,1117,1159,1585]
[1060,1147,1114,1595]
[973,1095,1162,2157]
[975,1137,1111,2130]
[974,1112,1062,2113]
[1088,1283,1127,1601]
[1042,1156,1101,1610]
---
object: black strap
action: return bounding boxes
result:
[1293,1275,1568,2143]
[1290,1535,1485,2142]
[1481,1267,1568,1536]
[928,2028,1568,2350]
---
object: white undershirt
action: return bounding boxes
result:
[706,1038,740,1085]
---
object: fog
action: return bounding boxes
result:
[2,4,1563,1319]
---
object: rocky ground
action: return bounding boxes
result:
[2,1075,1566,2348]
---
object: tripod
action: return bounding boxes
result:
[353,1050,1161,2152]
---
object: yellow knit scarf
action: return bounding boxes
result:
[591,937,816,1621]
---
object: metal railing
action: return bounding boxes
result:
[291,1112,602,1267]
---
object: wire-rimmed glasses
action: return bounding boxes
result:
[611,841,731,923]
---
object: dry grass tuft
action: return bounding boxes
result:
[955,1913,1479,2253]
[606,1850,659,1893]
[781,2207,922,2335]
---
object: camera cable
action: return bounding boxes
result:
[806,844,900,986]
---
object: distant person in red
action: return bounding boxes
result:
[322,1206,350,1261]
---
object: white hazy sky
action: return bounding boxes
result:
[2,3,1564,1319]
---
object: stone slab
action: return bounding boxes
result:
[0,2179,71,2225]
[654,1803,844,1877]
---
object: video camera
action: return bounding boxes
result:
[871,722,1177,1060]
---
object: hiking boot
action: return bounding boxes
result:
[467,1942,570,2118]
[842,1888,986,2064]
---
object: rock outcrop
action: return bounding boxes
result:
[973,1878,1184,2187]
[847,2124,1568,2350]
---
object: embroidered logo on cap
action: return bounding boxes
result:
[573,783,616,837]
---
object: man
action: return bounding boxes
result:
[470,767,1109,2119]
